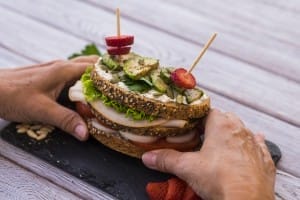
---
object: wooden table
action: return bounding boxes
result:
[0,0,299,199]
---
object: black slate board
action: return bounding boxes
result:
[0,88,281,200]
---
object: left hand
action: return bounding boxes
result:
[0,55,99,141]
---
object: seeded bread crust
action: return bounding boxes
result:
[87,119,145,158]
[89,104,199,136]
[91,66,210,120]
[87,119,202,158]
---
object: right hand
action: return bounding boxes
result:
[142,109,276,200]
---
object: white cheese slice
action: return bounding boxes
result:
[166,129,197,143]
[90,100,168,128]
[68,81,86,103]
[119,131,158,143]
[91,119,117,134]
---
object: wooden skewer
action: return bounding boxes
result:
[187,33,217,74]
[116,8,120,37]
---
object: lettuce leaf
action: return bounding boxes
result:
[81,67,155,121]
[68,44,101,59]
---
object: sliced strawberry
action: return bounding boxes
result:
[107,46,131,55]
[165,178,186,200]
[171,68,196,89]
[75,102,94,118]
[146,181,168,200]
[105,35,134,47]
[183,186,201,200]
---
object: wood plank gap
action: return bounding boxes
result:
[0,42,40,63]
[81,0,300,85]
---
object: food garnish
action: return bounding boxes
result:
[105,8,134,56]
[105,35,134,46]
[170,33,217,89]
[107,46,131,56]
[171,68,196,89]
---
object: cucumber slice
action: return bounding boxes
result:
[151,70,169,93]
[124,57,159,80]
[160,68,171,84]
[101,53,119,70]
[184,88,203,103]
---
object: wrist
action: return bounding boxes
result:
[222,187,274,200]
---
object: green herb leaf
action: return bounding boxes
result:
[68,43,101,59]
[123,75,152,93]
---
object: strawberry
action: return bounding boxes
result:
[165,178,186,200]
[146,181,168,200]
[107,46,131,55]
[182,186,202,200]
[146,177,202,200]
[171,68,196,89]
[105,35,134,47]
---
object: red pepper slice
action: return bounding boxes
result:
[75,102,94,118]
[105,35,134,47]
[107,46,131,55]
[171,68,196,89]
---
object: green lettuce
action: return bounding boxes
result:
[68,43,101,59]
[81,67,155,121]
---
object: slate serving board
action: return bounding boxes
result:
[0,88,281,200]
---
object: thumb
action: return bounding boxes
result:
[142,149,188,175]
[36,98,88,141]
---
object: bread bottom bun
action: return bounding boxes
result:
[87,119,202,158]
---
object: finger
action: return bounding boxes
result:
[52,62,94,86]
[254,133,275,168]
[225,112,245,126]
[142,149,191,176]
[70,55,99,63]
[12,60,64,71]
[34,97,89,141]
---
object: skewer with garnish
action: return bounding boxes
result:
[105,8,134,55]
[171,33,217,89]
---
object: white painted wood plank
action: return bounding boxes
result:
[0,139,115,200]
[86,0,300,82]
[0,7,88,62]
[0,1,299,176]
[0,156,82,200]
[0,138,299,200]
[275,171,300,200]
[0,0,299,127]
[0,47,33,67]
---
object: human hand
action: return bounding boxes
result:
[0,56,99,141]
[142,109,276,200]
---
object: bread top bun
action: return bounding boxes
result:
[91,64,210,120]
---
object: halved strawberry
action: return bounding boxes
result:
[171,68,196,89]
[107,46,131,55]
[165,178,186,200]
[105,35,134,47]
[146,181,168,200]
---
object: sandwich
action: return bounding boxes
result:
[68,52,210,158]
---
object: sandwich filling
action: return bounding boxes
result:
[69,53,209,149]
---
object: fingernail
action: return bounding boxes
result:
[74,124,87,140]
[142,152,158,169]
